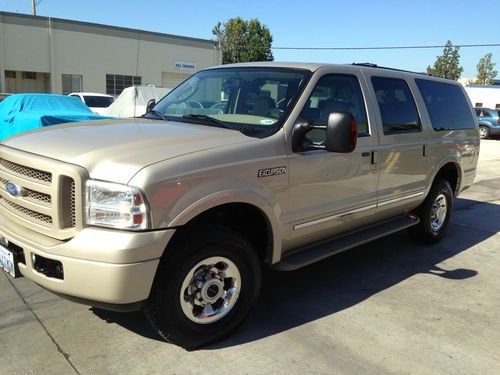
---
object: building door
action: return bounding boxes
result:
[161,72,192,90]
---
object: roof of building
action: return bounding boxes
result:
[0,11,217,50]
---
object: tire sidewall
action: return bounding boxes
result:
[421,180,453,242]
[148,228,261,349]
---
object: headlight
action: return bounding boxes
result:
[86,180,149,230]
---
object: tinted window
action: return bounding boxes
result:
[372,77,420,134]
[300,74,369,144]
[84,96,114,108]
[415,79,475,130]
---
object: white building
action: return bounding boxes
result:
[464,85,500,109]
[0,11,221,95]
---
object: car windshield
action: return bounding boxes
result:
[151,67,310,137]
[83,96,114,108]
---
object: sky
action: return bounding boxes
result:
[1,0,499,78]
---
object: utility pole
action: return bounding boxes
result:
[32,0,39,16]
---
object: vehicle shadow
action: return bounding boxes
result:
[90,198,499,348]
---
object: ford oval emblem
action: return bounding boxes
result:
[5,182,25,198]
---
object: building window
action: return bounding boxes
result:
[496,104,500,110]
[106,74,141,96]
[22,71,37,80]
[62,74,83,95]
[5,70,16,79]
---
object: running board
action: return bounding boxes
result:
[274,215,419,271]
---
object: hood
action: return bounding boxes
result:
[3,119,253,184]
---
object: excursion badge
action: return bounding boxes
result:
[257,166,287,178]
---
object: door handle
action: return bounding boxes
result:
[361,152,370,157]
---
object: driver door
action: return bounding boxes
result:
[287,71,380,244]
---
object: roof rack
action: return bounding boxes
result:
[351,63,432,76]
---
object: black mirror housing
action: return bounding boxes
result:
[292,112,357,153]
[146,98,156,113]
[325,112,357,153]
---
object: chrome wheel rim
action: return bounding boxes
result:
[180,256,241,324]
[479,127,488,139]
[430,193,447,232]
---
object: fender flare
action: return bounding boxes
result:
[168,189,283,264]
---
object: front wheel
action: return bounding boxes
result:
[409,180,453,244]
[479,125,490,139]
[145,226,261,349]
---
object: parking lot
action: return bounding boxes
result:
[1,140,499,374]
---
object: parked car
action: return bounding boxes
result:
[68,92,114,115]
[0,93,11,103]
[0,62,479,349]
[101,86,171,118]
[475,107,500,139]
[0,94,112,141]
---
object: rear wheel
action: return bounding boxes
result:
[409,179,453,244]
[479,125,490,139]
[145,226,261,349]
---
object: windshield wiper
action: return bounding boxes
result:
[145,109,168,121]
[182,114,234,130]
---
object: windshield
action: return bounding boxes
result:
[151,67,311,137]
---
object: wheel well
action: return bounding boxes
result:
[169,203,272,264]
[434,163,460,196]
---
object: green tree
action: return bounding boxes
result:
[427,40,463,80]
[212,17,274,64]
[475,53,497,85]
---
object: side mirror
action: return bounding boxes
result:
[292,112,357,153]
[146,98,156,113]
[325,112,357,153]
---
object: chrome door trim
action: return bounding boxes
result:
[293,204,377,231]
[377,191,424,207]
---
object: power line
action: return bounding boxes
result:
[270,43,500,51]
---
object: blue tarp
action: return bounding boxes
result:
[0,94,113,140]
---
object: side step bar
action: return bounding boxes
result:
[273,215,419,271]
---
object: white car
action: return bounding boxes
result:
[101,86,171,118]
[68,92,114,115]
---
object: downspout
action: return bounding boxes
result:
[0,14,6,93]
[48,17,56,93]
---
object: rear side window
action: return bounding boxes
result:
[371,77,421,134]
[415,79,475,131]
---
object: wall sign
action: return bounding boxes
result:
[173,61,197,71]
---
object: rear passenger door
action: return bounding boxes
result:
[366,74,433,210]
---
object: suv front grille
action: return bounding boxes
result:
[0,158,52,184]
[0,195,53,225]
[0,150,84,240]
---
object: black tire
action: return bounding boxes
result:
[409,179,453,244]
[479,125,490,139]
[144,225,261,350]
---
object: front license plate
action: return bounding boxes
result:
[0,244,17,278]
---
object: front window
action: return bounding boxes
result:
[151,67,311,137]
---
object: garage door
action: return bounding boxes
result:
[161,72,192,90]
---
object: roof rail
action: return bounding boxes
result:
[351,63,432,76]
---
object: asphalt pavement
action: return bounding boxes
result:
[1,140,500,374]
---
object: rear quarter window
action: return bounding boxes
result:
[415,79,475,130]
